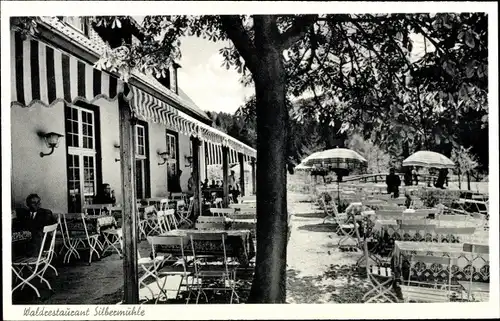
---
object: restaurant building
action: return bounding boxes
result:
[10,16,256,213]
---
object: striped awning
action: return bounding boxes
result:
[129,85,257,159]
[10,31,123,108]
[205,141,251,166]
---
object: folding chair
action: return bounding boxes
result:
[148,235,195,303]
[460,243,489,301]
[144,205,162,236]
[319,197,347,225]
[188,232,239,304]
[214,198,224,208]
[137,243,169,302]
[102,225,123,257]
[399,223,435,242]
[158,199,170,211]
[12,223,58,297]
[177,197,193,226]
[157,209,178,234]
[399,255,458,303]
[210,208,235,217]
[61,213,101,264]
[354,224,398,303]
[435,227,476,243]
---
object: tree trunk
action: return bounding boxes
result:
[457,168,462,189]
[402,141,412,186]
[467,171,471,190]
[247,16,288,304]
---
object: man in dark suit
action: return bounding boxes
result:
[16,194,57,256]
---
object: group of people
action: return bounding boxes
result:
[386,167,450,198]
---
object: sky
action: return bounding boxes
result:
[177,37,255,114]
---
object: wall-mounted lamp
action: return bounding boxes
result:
[184,155,193,167]
[39,132,64,157]
[158,151,170,166]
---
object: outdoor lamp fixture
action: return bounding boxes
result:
[158,151,170,165]
[184,155,193,167]
[39,132,64,157]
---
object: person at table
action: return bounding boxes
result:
[15,194,57,256]
[210,179,217,188]
[434,168,448,189]
[202,178,209,189]
[386,168,401,198]
[93,183,116,206]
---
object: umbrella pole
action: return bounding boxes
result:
[337,179,340,209]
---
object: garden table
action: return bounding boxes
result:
[65,215,117,235]
[153,229,255,266]
[393,241,489,283]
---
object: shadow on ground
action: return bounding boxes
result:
[297,223,338,233]
[287,265,373,303]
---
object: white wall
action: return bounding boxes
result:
[11,101,68,213]
[148,122,169,197]
[178,133,192,192]
[97,98,121,204]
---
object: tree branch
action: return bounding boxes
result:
[279,15,318,50]
[219,15,259,75]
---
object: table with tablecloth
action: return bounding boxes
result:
[12,229,33,258]
[372,219,481,244]
[153,229,255,266]
[392,241,489,283]
[65,215,117,235]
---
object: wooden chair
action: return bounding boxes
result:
[188,232,239,304]
[399,255,458,303]
[11,223,58,298]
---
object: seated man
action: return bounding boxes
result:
[93,183,116,205]
[15,194,57,256]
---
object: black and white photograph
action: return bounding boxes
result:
[1,1,498,320]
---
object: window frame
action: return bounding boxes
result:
[61,17,89,36]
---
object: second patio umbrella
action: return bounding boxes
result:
[402,151,455,169]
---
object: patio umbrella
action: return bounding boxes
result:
[302,148,368,205]
[402,151,455,169]
[295,163,313,171]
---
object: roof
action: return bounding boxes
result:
[39,16,210,123]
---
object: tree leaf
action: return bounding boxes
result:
[465,31,475,48]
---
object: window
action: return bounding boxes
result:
[135,124,149,200]
[65,105,97,212]
[166,131,179,191]
[61,17,89,36]
[136,125,146,157]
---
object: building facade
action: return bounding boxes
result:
[10,16,256,213]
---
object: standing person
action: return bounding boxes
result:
[434,168,448,189]
[93,183,116,205]
[15,194,57,256]
[187,172,194,197]
[228,170,239,203]
[386,168,401,198]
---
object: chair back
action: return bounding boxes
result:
[83,204,111,216]
[147,235,190,272]
[144,205,157,215]
[158,198,170,211]
[407,254,458,294]
[214,198,223,208]
[189,232,229,277]
[34,223,58,270]
[157,209,177,233]
[210,208,235,217]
